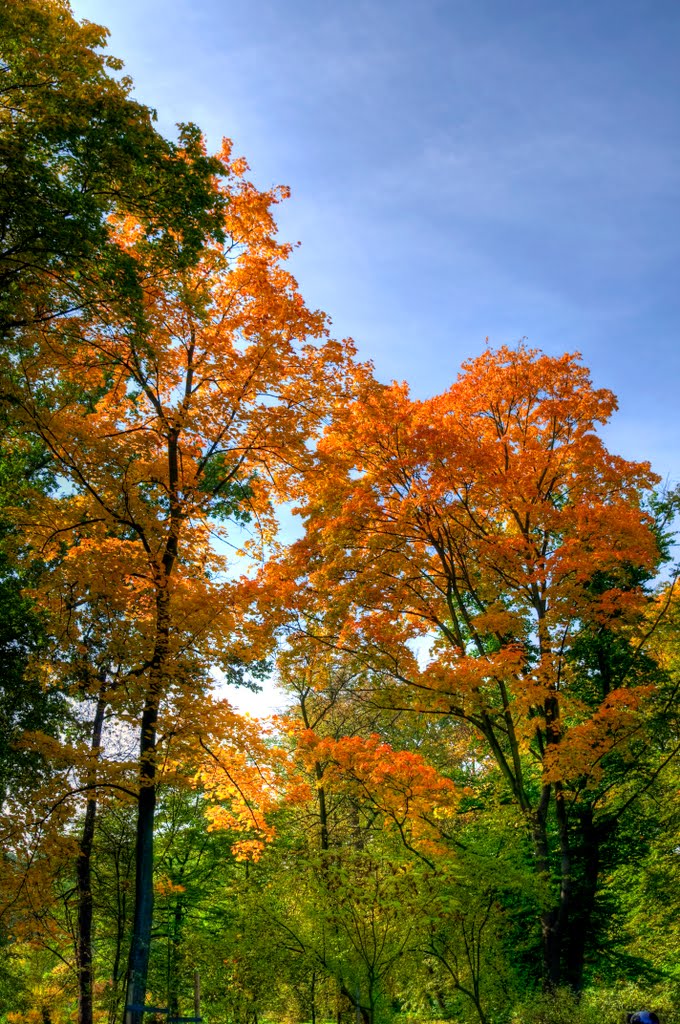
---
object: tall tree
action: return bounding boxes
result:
[4,142,360,1021]
[272,345,670,987]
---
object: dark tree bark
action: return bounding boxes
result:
[76,688,107,1024]
[124,667,163,1024]
[125,429,180,1024]
[564,804,603,990]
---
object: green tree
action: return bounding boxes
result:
[0,0,227,339]
[0,426,65,805]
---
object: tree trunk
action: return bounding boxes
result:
[564,804,602,990]
[76,689,106,1024]
[316,767,330,852]
[551,781,572,985]
[109,830,132,1024]
[124,569,173,1024]
[194,971,201,1022]
[124,675,161,1024]
[125,430,181,1023]
[536,683,573,988]
[340,983,371,1024]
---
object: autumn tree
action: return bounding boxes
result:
[272,345,670,988]
[3,139,360,1022]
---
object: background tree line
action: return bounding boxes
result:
[1,3,678,1024]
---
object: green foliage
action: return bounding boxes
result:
[0,430,67,803]
[510,984,678,1024]
[0,0,227,337]
[198,454,256,524]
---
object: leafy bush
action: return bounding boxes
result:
[509,983,679,1024]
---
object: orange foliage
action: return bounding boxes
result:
[271,345,661,807]
[297,729,462,813]
[7,134,362,789]
[0,138,364,1002]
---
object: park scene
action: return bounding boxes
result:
[0,2,678,1023]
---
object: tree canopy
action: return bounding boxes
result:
[0,5,678,1024]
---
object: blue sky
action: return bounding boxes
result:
[70,0,680,712]
[72,0,679,480]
